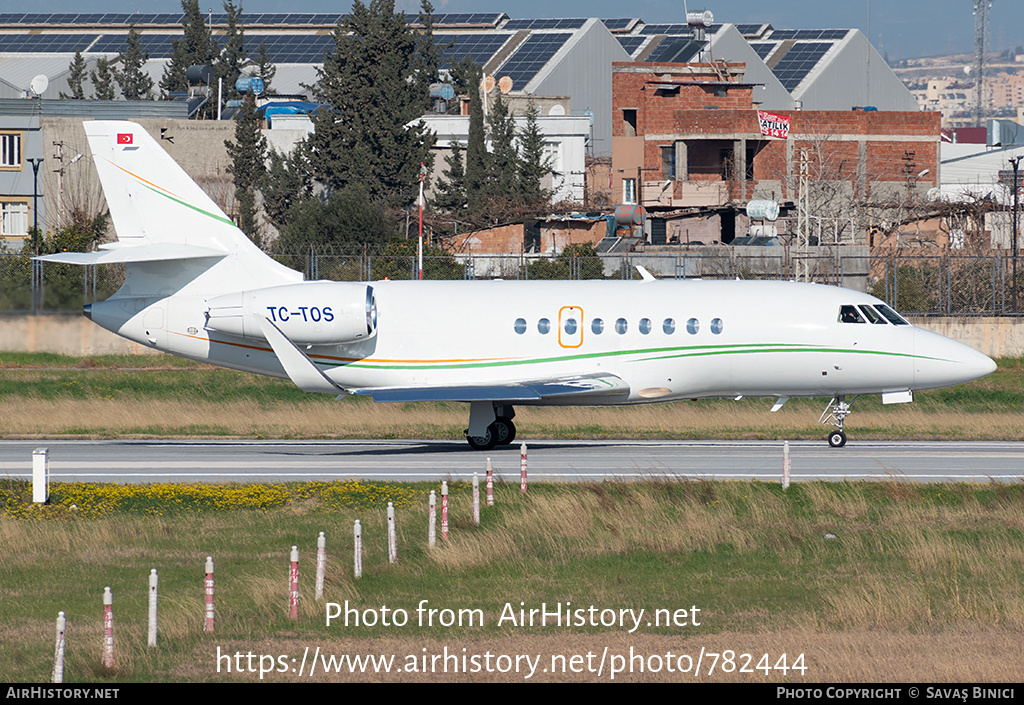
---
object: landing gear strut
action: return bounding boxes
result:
[819,395,858,448]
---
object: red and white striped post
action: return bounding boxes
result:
[441,481,449,540]
[486,457,494,506]
[147,569,158,647]
[288,546,299,619]
[353,520,362,578]
[520,442,528,493]
[52,611,66,683]
[472,472,480,525]
[428,491,436,548]
[387,503,397,563]
[782,441,791,491]
[101,587,113,668]
[315,532,326,601]
[204,556,214,632]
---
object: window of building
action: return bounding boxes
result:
[661,146,676,180]
[0,132,22,170]
[623,178,637,204]
[0,201,28,237]
[623,109,637,137]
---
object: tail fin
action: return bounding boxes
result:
[59,120,300,295]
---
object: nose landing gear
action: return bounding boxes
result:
[819,395,858,448]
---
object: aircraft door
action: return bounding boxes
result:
[558,306,583,348]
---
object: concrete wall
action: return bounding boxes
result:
[4,313,1024,360]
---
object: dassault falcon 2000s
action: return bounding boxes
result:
[40,121,997,450]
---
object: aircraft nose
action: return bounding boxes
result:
[914,328,996,389]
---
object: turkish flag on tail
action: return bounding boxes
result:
[117,133,133,145]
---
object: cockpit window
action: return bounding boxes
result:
[858,305,887,324]
[874,304,910,325]
[839,305,865,323]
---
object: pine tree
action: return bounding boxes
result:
[518,103,553,207]
[225,93,267,245]
[413,0,452,110]
[159,0,218,96]
[487,92,519,197]
[432,141,467,212]
[218,0,247,105]
[304,0,433,201]
[463,61,488,211]
[263,147,311,231]
[60,51,87,99]
[91,58,116,100]
[116,27,153,100]
[252,41,276,95]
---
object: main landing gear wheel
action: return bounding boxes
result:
[465,424,497,451]
[827,430,847,448]
[493,417,516,445]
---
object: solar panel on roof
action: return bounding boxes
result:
[646,37,704,64]
[750,41,777,60]
[641,24,691,35]
[494,32,570,89]
[771,41,833,91]
[616,36,647,57]
[0,33,99,53]
[437,33,511,69]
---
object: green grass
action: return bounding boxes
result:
[1,479,1022,682]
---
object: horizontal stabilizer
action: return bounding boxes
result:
[352,373,629,403]
[36,243,228,265]
[259,317,344,395]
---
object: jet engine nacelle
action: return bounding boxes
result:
[205,282,377,345]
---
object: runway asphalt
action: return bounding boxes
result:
[1,439,1023,483]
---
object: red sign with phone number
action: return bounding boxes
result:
[757,111,790,139]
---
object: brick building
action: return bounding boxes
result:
[611,62,941,245]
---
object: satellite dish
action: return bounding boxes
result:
[29,74,48,96]
[498,76,513,94]
[482,75,496,93]
[549,104,565,116]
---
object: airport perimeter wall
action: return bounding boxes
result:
[3,314,1024,359]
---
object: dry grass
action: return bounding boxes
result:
[3,397,1024,440]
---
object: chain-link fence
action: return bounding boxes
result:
[5,249,1024,315]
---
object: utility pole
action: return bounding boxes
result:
[1010,155,1021,312]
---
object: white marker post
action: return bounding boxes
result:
[472,472,480,525]
[428,491,437,548]
[520,442,528,493]
[204,557,214,632]
[441,481,449,540]
[33,447,48,503]
[101,587,113,668]
[315,532,326,601]
[387,503,397,564]
[354,520,363,578]
[289,546,299,619]
[783,441,791,491]
[486,458,494,506]
[147,569,158,647]
[52,611,66,683]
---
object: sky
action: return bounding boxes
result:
[4,0,1022,61]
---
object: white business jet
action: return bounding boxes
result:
[40,121,996,450]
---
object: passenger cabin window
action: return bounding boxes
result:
[663,318,676,334]
[839,305,865,323]
[711,318,724,334]
[686,318,699,334]
[514,318,527,334]
[564,318,577,335]
[858,305,887,324]
[615,318,628,334]
[538,318,551,334]
[874,304,910,325]
[592,318,604,334]
[639,318,652,334]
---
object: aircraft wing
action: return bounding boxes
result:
[349,373,630,403]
